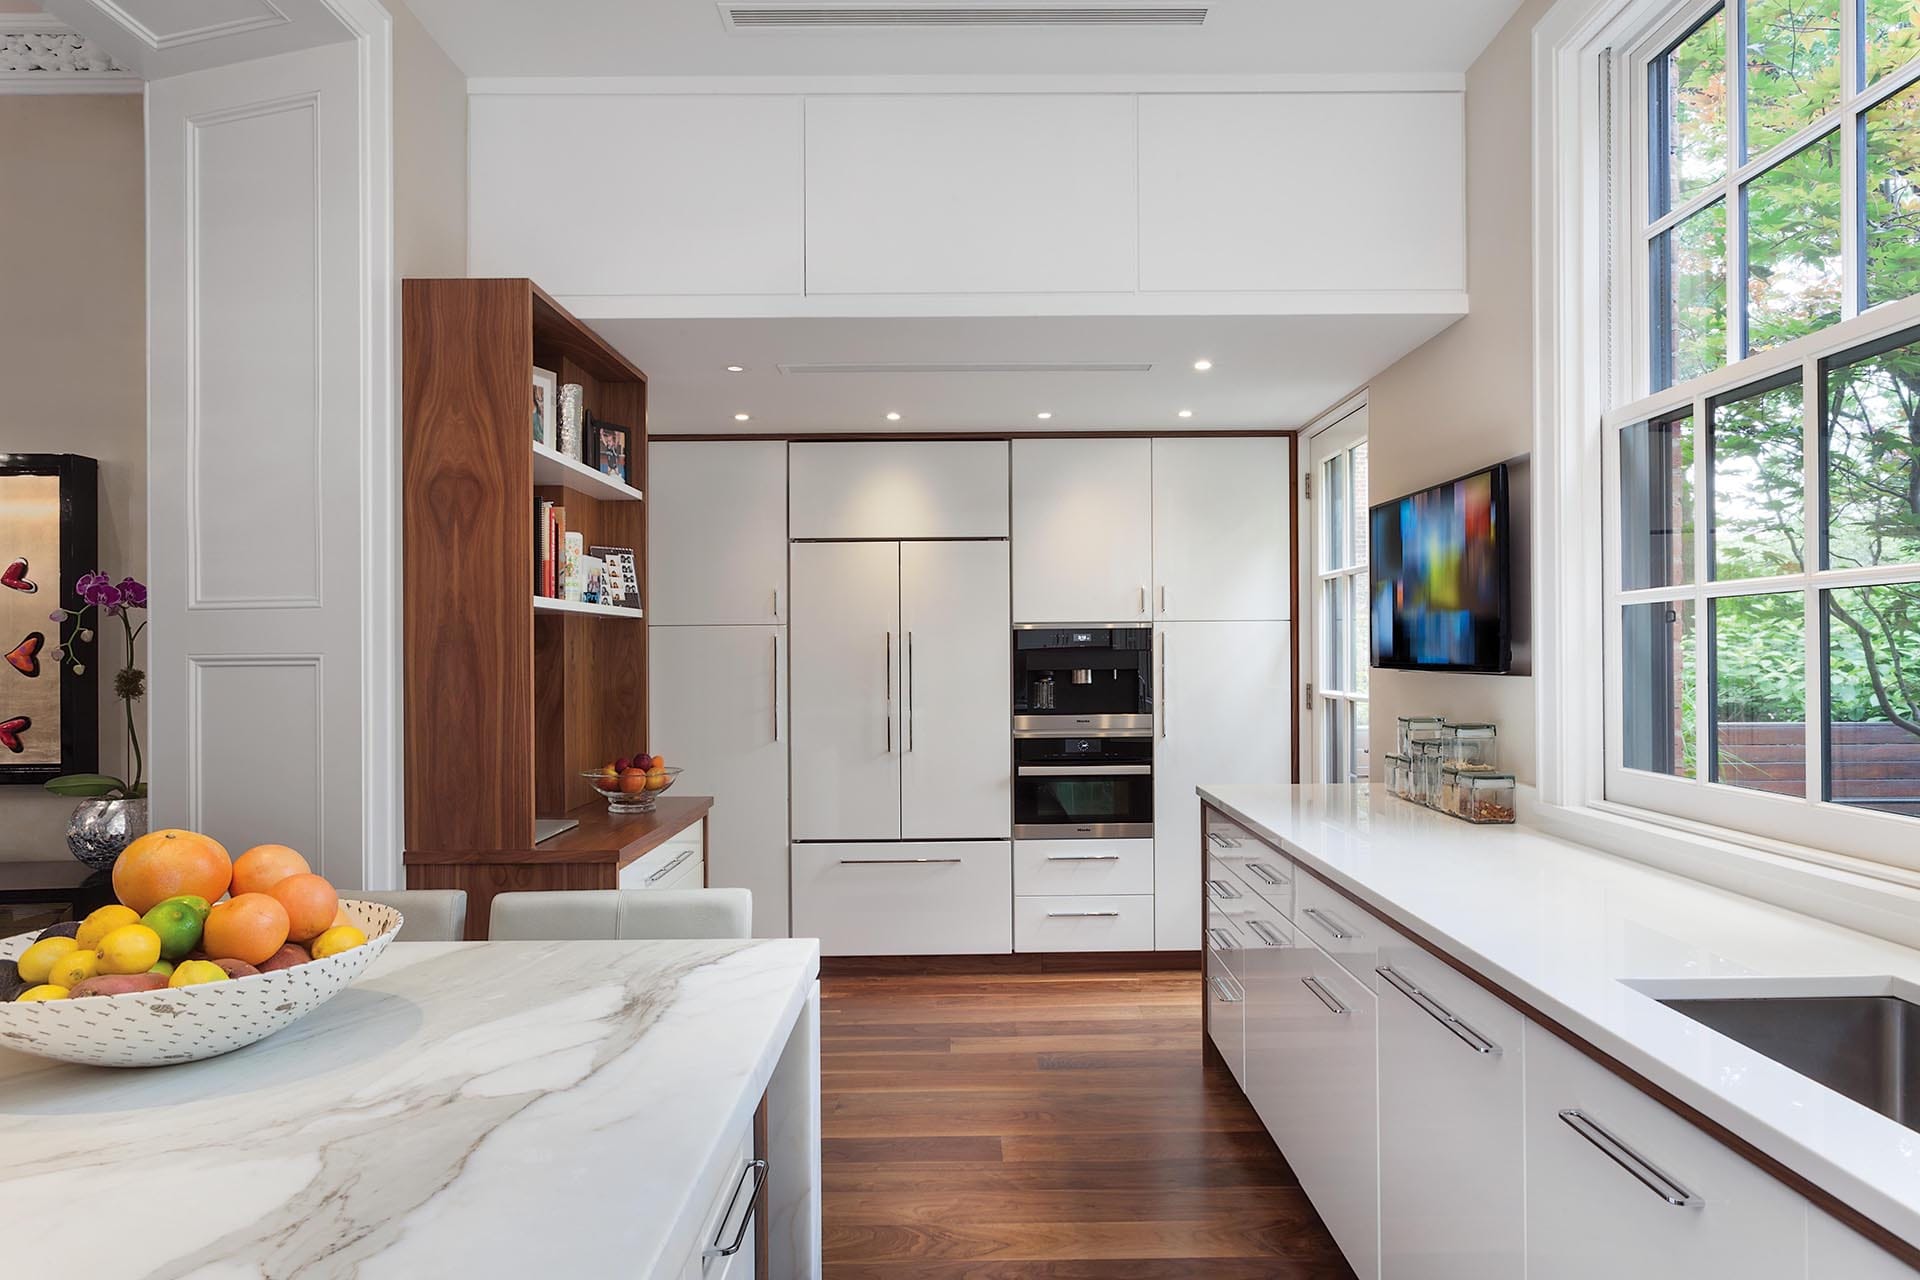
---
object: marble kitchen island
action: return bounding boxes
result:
[0,937,822,1279]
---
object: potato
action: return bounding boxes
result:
[257,943,310,973]
[68,973,169,998]
[213,958,260,979]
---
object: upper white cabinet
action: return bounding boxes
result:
[468,94,804,296]
[1137,93,1465,294]
[647,442,788,626]
[1152,437,1292,622]
[1011,438,1153,623]
[789,441,1008,540]
[804,95,1137,296]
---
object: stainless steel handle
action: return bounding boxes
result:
[1208,975,1242,1004]
[1139,584,1147,615]
[646,849,695,883]
[906,630,915,752]
[1017,764,1153,777]
[1557,1110,1703,1208]
[771,632,780,743]
[839,857,963,866]
[1207,831,1229,848]
[1158,632,1167,739]
[1205,877,1242,900]
[1045,852,1122,861]
[1247,863,1288,887]
[1159,585,1167,613]
[1247,919,1286,947]
[1378,966,1502,1056]
[1302,906,1356,941]
[1302,975,1350,1015]
[704,1157,769,1259]
[1207,926,1238,952]
[884,630,893,753]
[773,586,780,619]
[1049,910,1121,918]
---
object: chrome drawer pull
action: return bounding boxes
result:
[1206,927,1238,952]
[704,1157,769,1259]
[1557,1110,1703,1208]
[1247,919,1286,947]
[1045,853,1122,862]
[1302,975,1350,1016]
[1207,975,1242,1004]
[838,857,963,865]
[646,849,696,884]
[1206,830,1242,849]
[1205,878,1242,900]
[1378,966,1502,1056]
[1048,910,1121,918]
[1247,863,1287,887]
[1301,906,1356,940]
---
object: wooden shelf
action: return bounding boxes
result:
[533,595,643,619]
[533,440,643,503]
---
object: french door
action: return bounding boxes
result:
[1303,405,1371,783]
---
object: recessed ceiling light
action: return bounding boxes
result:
[1037,412,1053,420]
[1193,359,1213,371]
[1178,409,1194,418]
[734,413,751,422]
[725,365,746,373]
[886,412,901,421]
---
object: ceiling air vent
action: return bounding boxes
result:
[776,362,1155,374]
[721,5,1208,30]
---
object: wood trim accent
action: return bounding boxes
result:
[752,1092,770,1280]
[405,797,711,867]
[1198,801,1920,1269]
[1199,804,1212,1051]
[1288,431,1301,784]
[654,429,1299,443]
[819,950,1201,977]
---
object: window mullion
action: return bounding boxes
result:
[1801,360,1824,804]
[1840,0,1864,322]
[1694,388,1712,781]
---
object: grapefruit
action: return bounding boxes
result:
[112,830,232,915]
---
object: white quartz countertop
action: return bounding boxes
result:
[0,937,820,1278]
[1198,783,1920,1250]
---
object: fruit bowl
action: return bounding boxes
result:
[582,765,681,814]
[0,899,402,1068]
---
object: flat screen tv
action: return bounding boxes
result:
[1369,462,1511,673]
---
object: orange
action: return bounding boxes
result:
[113,830,232,915]
[269,873,339,943]
[231,844,311,897]
[619,769,648,794]
[202,893,291,966]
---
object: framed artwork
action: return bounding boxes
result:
[590,545,640,610]
[0,455,98,784]
[588,416,631,486]
[532,366,559,449]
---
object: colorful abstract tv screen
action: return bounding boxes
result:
[1369,463,1511,674]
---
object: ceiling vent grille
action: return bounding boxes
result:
[721,5,1208,30]
[777,362,1155,375]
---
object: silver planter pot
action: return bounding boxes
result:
[66,796,148,871]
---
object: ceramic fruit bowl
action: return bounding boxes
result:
[0,899,401,1068]
[582,766,681,814]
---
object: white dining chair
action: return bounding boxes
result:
[488,888,753,942]
[353,889,468,943]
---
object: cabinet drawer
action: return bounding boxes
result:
[1523,1023,1807,1280]
[619,820,706,890]
[791,841,1012,956]
[1205,947,1245,1085]
[681,1122,761,1280]
[1292,869,1400,992]
[1211,833,1294,916]
[1015,894,1155,952]
[1204,869,1255,974]
[1014,838,1153,896]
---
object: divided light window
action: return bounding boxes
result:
[1613,0,1920,865]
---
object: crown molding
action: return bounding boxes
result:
[1,14,141,93]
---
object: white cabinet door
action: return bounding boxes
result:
[1152,437,1292,622]
[789,441,1009,540]
[1205,949,1246,1085]
[1285,940,1380,1280]
[1377,941,1525,1280]
[1808,1212,1918,1279]
[790,542,900,841]
[1011,438,1153,624]
[650,627,789,936]
[647,442,788,626]
[1153,622,1292,948]
[900,541,1011,838]
[1523,1023,1807,1280]
[791,841,1012,956]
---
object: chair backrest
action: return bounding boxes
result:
[489,888,753,941]
[353,889,468,943]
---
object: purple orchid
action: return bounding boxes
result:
[45,568,150,800]
[116,576,147,609]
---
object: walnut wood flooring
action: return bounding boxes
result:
[820,966,1357,1279]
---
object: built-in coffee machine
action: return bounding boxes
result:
[1011,625,1154,838]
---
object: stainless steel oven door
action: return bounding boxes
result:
[1012,762,1154,839]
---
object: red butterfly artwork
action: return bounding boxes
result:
[0,716,27,753]
[0,558,35,594]
[5,632,42,678]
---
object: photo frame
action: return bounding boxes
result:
[590,545,641,610]
[0,455,98,784]
[532,366,559,449]
[587,415,631,486]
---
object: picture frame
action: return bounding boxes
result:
[0,454,99,784]
[531,366,559,449]
[587,415,631,486]
[590,545,641,610]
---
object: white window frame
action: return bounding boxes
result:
[1298,396,1371,784]
[1534,0,1920,899]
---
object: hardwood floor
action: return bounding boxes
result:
[820,965,1357,1279]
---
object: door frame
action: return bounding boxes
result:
[1296,391,1369,783]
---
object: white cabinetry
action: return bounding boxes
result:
[1011,438,1153,624]
[1808,1212,1918,1278]
[790,542,900,841]
[900,542,1012,839]
[647,442,788,626]
[1154,622,1291,947]
[791,841,1012,956]
[1151,437,1292,622]
[678,1120,761,1279]
[789,441,1008,540]
[1523,1023,1807,1280]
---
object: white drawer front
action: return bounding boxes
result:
[1293,869,1401,993]
[1205,948,1245,1086]
[1014,838,1153,896]
[681,1123,761,1280]
[1014,894,1155,952]
[791,841,1012,956]
[619,819,706,890]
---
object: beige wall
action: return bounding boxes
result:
[0,94,146,859]
[1365,0,1551,784]
[389,0,467,277]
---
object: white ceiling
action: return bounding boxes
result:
[406,0,1526,78]
[591,313,1455,435]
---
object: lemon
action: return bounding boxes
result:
[309,925,367,959]
[75,904,141,950]
[15,984,69,1002]
[48,949,101,989]
[17,936,80,985]
[97,924,163,975]
[167,959,228,988]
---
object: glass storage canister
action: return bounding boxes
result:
[1398,716,1446,757]
[1446,722,1500,771]
[1462,773,1517,824]
[1413,741,1444,806]
[1384,753,1412,801]
[1438,763,1468,817]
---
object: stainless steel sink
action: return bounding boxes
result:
[1656,992,1919,1131]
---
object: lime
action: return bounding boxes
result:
[141,896,208,961]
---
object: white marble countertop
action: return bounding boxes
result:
[1199,783,1920,1250]
[0,937,820,1277]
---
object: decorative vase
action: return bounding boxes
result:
[66,796,147,871]
[559,383,585,459]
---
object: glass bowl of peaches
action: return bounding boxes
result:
[583,755,680,814]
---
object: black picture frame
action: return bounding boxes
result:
[0,453,99,784]
[586,415,631,486]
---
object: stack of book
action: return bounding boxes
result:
[535,499,566,598]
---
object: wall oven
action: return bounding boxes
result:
[1012,733,1154,839]
[1012,625,1153,736]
